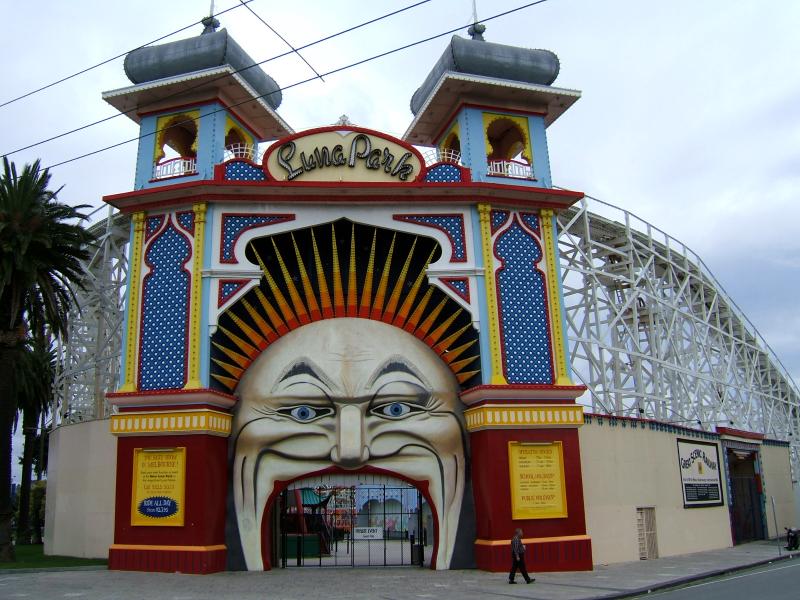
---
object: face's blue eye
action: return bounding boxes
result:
[374,402,414,419]
[279,405,332,422]
[291,406,315,421]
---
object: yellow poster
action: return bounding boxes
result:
[131,447,186,526]
[508,441,568,519]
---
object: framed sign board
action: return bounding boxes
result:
[131,447,187,526]
[677,439,724,508]
[508,441,568,519]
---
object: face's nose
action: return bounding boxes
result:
[331,404,370,467]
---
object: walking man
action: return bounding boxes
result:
[509,528,534,584]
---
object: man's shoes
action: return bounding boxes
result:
[526,578,535,584]
[508,580,517,584]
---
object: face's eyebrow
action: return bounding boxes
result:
[273,359,335,395]
[367,359,426,388]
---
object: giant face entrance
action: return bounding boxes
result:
[274,474,432,567]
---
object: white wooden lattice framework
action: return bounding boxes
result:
[55,198,800,473]
[558,196,800,472]
[52,206,129,425]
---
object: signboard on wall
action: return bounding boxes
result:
[131,447,186,526]
[508,441,568,519]
[677,439,724,508]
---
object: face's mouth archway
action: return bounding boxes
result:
[259,467,443,569]
[230,318,467,570]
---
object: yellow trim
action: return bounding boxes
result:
[482,112,533,163]
[478,204,507,385]
[119,213,146,392]
[184,203,207,390]
[475,535,591,546]
[464,404,584,431]
[540,209,572,385]
[110,544,226,552]
[153,111,201,163]
[111,409,232,437]
[225,117,253,147]
[438,121,460,152]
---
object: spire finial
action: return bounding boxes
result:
[468,0,485,40]
[467,22,486,41]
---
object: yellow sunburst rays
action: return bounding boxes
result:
[359,231,377,318]
[346,224,358,317]
[212,221,481,391]
[331,225,345,318]
[370,234,395,321]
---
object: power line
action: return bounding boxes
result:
[237,0,324,82]
[44,0,550,171]
[0,1,255,110]
[2,0,432,158]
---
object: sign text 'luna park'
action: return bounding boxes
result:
[265,127,423,183]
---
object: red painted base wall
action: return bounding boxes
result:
[470,427,592,571]
[112,433,228,574]
[475,537,593,572]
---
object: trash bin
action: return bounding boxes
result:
[411,544,424,565]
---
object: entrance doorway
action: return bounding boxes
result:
[726,448,765,544]
[274,473,431,568]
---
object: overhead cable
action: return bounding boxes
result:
[0,0,256,110]
[3,0,432,158]
[44,0,550,171]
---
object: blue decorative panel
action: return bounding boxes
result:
[225,161,266,181]
[219,279,249,307]
[176,211,195,234]
[425,164,462,183]
[220,214,294,263]
[519,212,539,233]
[393,214,467,262]
[495,219,553,384]
[145,215,164,240]
[440,277,470,302]
[140,224,191,390]
[490,210,509,234]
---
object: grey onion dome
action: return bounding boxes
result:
[410,34,560,115]
[124,28,282,110]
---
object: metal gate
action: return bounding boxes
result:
[278,474,429,567]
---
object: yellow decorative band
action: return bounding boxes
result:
[111,410,232,437]
[475,534,590,546]
[464,404,584,431]
[110,544,226,552]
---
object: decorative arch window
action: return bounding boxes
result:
[152,111,200,179]
[439,123,461,164]
[482,113,535,180]
[223,118,255,161]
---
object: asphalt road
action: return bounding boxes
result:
[633,560,800,600]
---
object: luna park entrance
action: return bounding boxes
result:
[275,474,432,568]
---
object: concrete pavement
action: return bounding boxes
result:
[0,541,797,600]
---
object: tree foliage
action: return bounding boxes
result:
[0,157,95,560]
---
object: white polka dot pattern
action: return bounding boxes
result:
[224,161,266,181]
[221,215,292,263]
[425,164,462,183]
[495,221,553,383]
[491,210,509,233]
[394,214,466,261]
[140,224,191,390]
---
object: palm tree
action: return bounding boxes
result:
[0,157,94,561]
[14,338,55,545]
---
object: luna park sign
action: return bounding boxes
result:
[264,126,424,183]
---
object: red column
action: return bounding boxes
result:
[462,385,593,572]
[107,390,234,574]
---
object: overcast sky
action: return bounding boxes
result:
[5,0,800,479]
